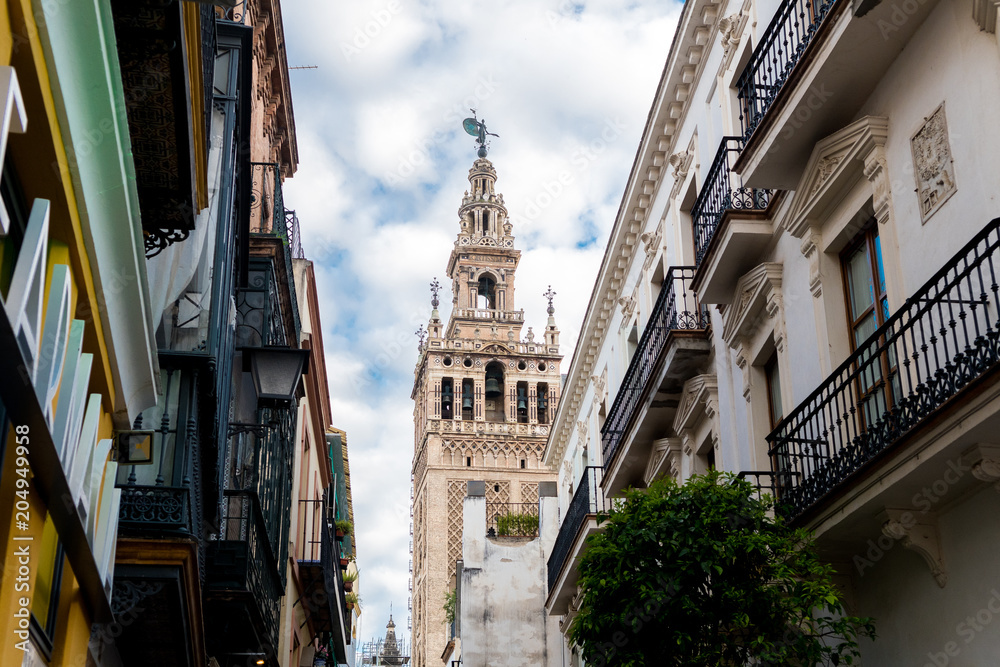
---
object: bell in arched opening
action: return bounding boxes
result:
[484,362,504,398]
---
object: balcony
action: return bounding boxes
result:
[601,268,710,494]
[734,0,942,188]
[546,467,611,614]
[486,502,539,538]
[690,137,773,304]
[768,217,1000,527]
[296,492,351,664]
[248,161,301,341]
[205,491,284,661]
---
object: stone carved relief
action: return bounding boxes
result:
[668,150,692,181]
[809,156,843,197]
[911,104,956,223]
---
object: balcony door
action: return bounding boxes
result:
[841,223,899,430]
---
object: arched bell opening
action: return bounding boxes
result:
[477,273,497,309]
[516,380,529,424]
[484,361,505,422]
[441,377,454,420]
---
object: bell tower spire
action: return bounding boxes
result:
[408,118,562,667]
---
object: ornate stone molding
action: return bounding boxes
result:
[640,229,662,271]
[800,232,823,298]
[644,437,683,485]
[910,104,957,223]
[673,374,719,436]
[963,443,1000,490]
[879,508,947,588]
[721,263,784,350]
[785,116,890,240]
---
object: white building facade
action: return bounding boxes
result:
[544,0,1000,664]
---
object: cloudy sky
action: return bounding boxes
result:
[280,0,682,647]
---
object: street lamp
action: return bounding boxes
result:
[228,346,310,437]
[245,346,310,407]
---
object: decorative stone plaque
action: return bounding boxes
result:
[911,104,957,223]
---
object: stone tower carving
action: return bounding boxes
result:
[409,156,561,667]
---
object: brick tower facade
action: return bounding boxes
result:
[409,155,561,667]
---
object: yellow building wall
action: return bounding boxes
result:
[0,0,128,663]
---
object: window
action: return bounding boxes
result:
[537,382,549,424]
[516,381,528,424]
[765,353,783,429]
[484,362,504,422]
[841,223,899,426]
[441,378,454,420]
[477,274,496,309]
[461,379,474,420]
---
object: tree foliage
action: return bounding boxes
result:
[568,472,875,666]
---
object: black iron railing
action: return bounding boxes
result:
[768,218,1000,520]
[736,0,840,142]
[117,366,200,534]
[691,137,771,267]
[547,467,609,594]
[249,161,301,340]
[297,496,326,562]
[486,502,539,537]
[215,490,284,652]
[736,470,801,504]
[601,267,709,468]
[235,259,287,347]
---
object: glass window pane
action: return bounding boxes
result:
[766,356,783,427]
[874,232,886,296]
[846,245,875,321]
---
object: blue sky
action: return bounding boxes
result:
[280,0,683,647]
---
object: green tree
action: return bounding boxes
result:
[569,471,875,666]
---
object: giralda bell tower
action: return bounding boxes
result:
[408,118,561,667]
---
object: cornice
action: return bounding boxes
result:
[544,0,726,466]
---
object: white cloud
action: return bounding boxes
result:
[280,0,683,648]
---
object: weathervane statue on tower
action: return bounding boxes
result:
[462,109,498,157]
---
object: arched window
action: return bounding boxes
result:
[484,361,505,422]
[477,274,497,309]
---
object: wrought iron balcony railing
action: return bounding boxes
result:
[736,470,801,505]
[117,366,201,535]
[212,490,284,653]
[547,466,610,594]
[736,0,839,142]
[691,137,771,267]
[767,217,1000,520]
[486,502,539,538]
[601,267,710,468]
[249,161,302,339]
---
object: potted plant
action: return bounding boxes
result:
[345,591,359,611]
[342,570,357,592]
[313,642,330,666]
[334,519,353,541]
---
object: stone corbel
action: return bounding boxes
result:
[879,508,947,588]
[963,444,1000,490]
[863,145,894,228]
[735,344,752,402]
[800,231,823,298]
[765,292,786,353]
[668,150,691,180]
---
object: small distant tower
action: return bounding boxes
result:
[409,122,561,667]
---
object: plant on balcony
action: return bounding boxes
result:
[443,589,457,625]
[313,642,330,667]
[342,569,357,592]
[569,471,876,666]
[335,518,353,539]
[496,511,539,537]
[345,591,359,610]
